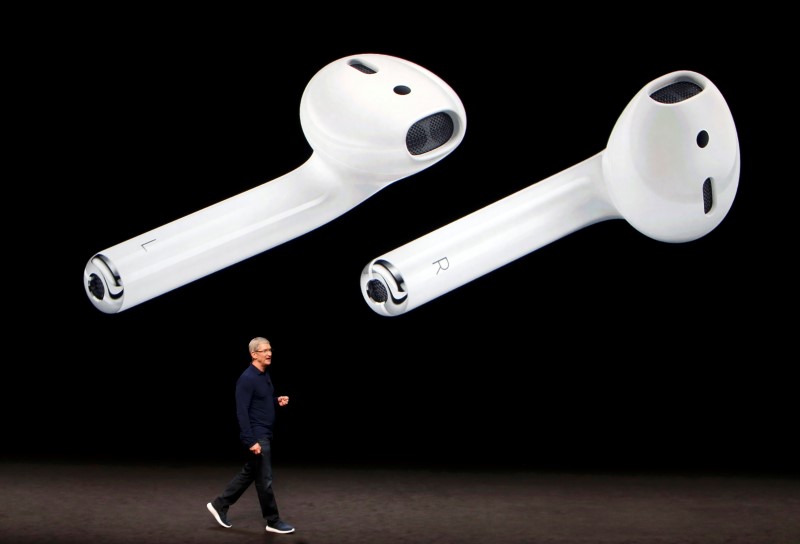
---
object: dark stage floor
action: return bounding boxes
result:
[2,462,798,544]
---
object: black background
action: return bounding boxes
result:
[7,12,795,476]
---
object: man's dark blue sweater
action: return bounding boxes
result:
[235,363,277,448]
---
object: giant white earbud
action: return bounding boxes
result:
[84,54,466,313]
[361,70,739,316]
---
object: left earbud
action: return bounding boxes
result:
[84,54,466,313]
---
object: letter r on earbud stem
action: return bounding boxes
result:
[84,54,467,314]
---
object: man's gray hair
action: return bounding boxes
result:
[249,337,270,353]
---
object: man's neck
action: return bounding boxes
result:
[252,360,267,372]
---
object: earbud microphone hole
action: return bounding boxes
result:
[88,274,104,300]
[366,279,388,303]
[348,60,377,74]
[703,178,713,214]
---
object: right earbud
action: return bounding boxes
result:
[361,70,740,316]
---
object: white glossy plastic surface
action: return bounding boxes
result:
[361,71,740,316]
[84,54,466,314]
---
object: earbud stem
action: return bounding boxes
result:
[85,153,370,313]
[363,152,618,315]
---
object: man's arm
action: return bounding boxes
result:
[235,374,257,448]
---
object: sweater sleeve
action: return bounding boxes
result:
[235,373,257,448]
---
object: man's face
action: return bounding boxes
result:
[253,343,272,366]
